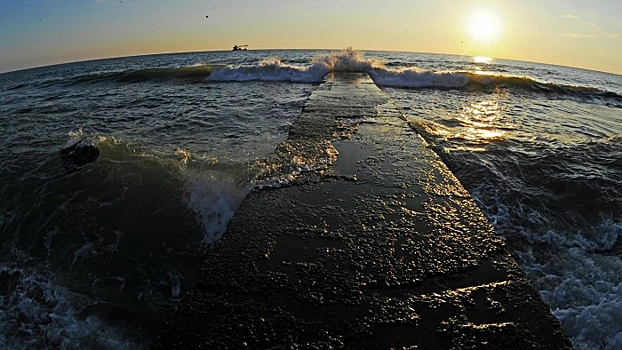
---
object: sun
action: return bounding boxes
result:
[466,9,502,42]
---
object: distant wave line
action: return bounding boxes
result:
[27,49,622,107]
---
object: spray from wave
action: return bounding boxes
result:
[207,48,470,88]
[206,47,384,83]
[311,47,385,72]
[181,165,250,248]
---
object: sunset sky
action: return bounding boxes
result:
[1,0,621,74]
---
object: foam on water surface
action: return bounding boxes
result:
[0,266,142,350]
[518,221,622,350]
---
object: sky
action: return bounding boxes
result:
[0,0,621,74]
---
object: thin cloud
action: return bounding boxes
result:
[588,22,603,30]
[563,14,579,19]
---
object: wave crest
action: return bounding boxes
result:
[207,57,328,83]
[207,47,385,83]
[65,65,224,85]
[372,68,622,105]
[370,68,470,88]
[312,47,385,72]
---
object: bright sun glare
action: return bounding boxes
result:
[466,9,501,42]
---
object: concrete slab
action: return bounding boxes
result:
[153,72,572,349]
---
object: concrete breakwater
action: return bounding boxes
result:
[153,72,572,349]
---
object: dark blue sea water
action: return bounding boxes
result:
[1,49,621,349]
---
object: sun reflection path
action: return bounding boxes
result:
[445,100,509,151]
[473,56,494,65]
[408,88,519,154]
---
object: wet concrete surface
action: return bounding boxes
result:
[153,73,572,349]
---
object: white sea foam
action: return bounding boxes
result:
[207,48,384,83]
[251,140,339,189]
[368,68,470,88]
[182,169,250,247]
[207,57,329,83]
[311,47,384,72]
[476,191,622,350]
[66,128,85,148]
[470,184,622,349]
[207,48,472,88]
[546,263,622,350]
[206,49,600,95]
[0,266,140,350]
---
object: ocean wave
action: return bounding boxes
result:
[466,73,622,104]
[174,140,340,246]
[369,68,470,88]
[462,138,622,236]
[181,163,250,248]
[0,133,228,348]
[206,47,384,83]
[64,65,225,85]
[371,68,622,104]
[206,48,622,106]
[207,58,328,83]
[81,137,245,249]
[6,83,26,90]
[28,48,622,107]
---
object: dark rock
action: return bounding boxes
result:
[61,138,100,172]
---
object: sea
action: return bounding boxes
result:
[0,49,621,349]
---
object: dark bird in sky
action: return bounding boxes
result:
[206,15,208,18]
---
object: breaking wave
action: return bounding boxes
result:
[28,48,622,107]
[369,68,622,106]
[206,48,622,105]
[369,68,470,88]
[207,57,328,83]
[207,48,384,83]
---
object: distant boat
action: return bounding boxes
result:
[232,45,249,51]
